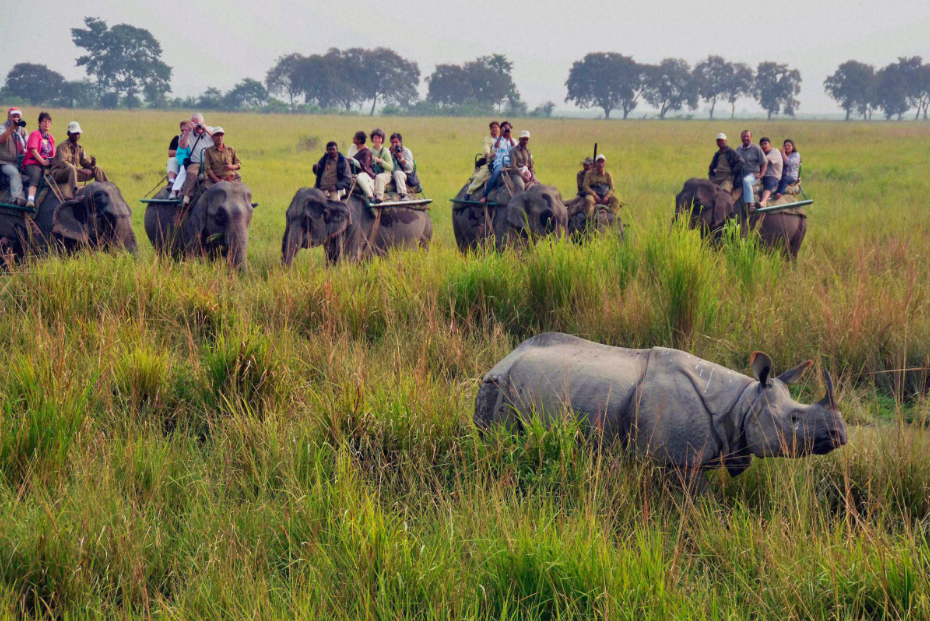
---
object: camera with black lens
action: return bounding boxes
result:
[394,145,403,153]
[196,123,203,130]
[503,127,511,135]
[14,120,26,128]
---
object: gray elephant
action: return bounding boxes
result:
[282,187,432,266]
[492,184,568,251]
[567,207,625,241]
[475,332,848,479]
[144,182,254,269]
[452,181,514,252]
[675,178,807,259]
[0,181,137,260]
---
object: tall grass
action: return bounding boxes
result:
[0,113,927,617]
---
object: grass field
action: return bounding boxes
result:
[1,110,929,619]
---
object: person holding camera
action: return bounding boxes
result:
[178,113,215,207]
[23,111,56,209]
[52,122,109,200]
[368,129,394,202]
[0,108,28,205]
[480,121,517,203]
[389,133,418,201]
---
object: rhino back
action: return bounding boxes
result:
[480,333,649,437]
[635,347,753,469]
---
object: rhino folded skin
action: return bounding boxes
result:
[475,332,847,476]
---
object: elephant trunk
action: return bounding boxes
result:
[115,215,138,255]
[282,220,305,267]
[226,226,249,270]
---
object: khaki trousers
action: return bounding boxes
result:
[392,170,411,196]
[180,163,201,198]
[372,172,392,199]
[584,195,621,217]
[466,165,491,194]
[53,164,109,199]
[355,172,375,198]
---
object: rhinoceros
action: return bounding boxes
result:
[474,333,848,477]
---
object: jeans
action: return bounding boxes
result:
[1,163,24,199]
[776,175,798,196]
[484,165,504,198]
[741,173,758,204]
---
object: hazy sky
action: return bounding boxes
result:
[3,0,929,115]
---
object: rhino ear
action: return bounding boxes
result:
[749,351,773,387]
[777,360,813,385]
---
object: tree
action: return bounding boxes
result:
[564,53,644,119]
[291,53,345,109]
[4,63,65,104]
[71,17,172,103]
[754,62,801,120]
[917,63,930,120]
[58,80,99,108]
[426,55,517,111]
[504,94,528,116]
[890,56,927,119]
[722,62,754,119]
[694,56,732,119]
[351,48,419,115]
[874,63,910,120]
[197,87,224,110]
[265,54,305,107]
[224,78,269,110]
[824,61,876,120]
[642,58,698,119]
[530,101,556,117]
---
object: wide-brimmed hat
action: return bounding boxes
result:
[582,157,593,165]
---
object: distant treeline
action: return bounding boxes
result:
[1,16,927,121]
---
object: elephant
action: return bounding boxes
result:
[281,187,432,266]
[675,178,807,259]
[144,181,254,269]
[0,181,137,260]
[567,207,625,241]
[452,182,567,252]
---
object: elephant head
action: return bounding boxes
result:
[497,184,567,250]
[52,182,137,254]
[182,182,254,269]
[675,178,734,233]
[281,188,352,266]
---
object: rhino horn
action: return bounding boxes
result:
[821,368,837,410]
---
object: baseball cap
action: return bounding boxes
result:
[716,132,727,140]
[8,108,22,117]
[595,154,606,162]
[68,121,82,134]
[213,126,225,135]
[519,130,530,138]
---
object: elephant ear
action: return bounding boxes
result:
[712,187,735,230]
[506,201,529,231]
[52,198,90,243]
[181,198,209,250]
[325,200,351,239]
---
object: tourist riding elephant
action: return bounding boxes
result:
[281,187,432,266]
[675,178,807,259]
[493,184,568,251]
[144,181,254,269]
[0,181,137,260]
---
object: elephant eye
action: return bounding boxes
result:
[214,209,228,224]
[790,414,800,426]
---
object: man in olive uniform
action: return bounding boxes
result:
[202,127,242,188]
[577,157,593,195]
[508,130,536,191]
[582,154,621,218]
[51,121,108,199]
[708,132,744,193]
